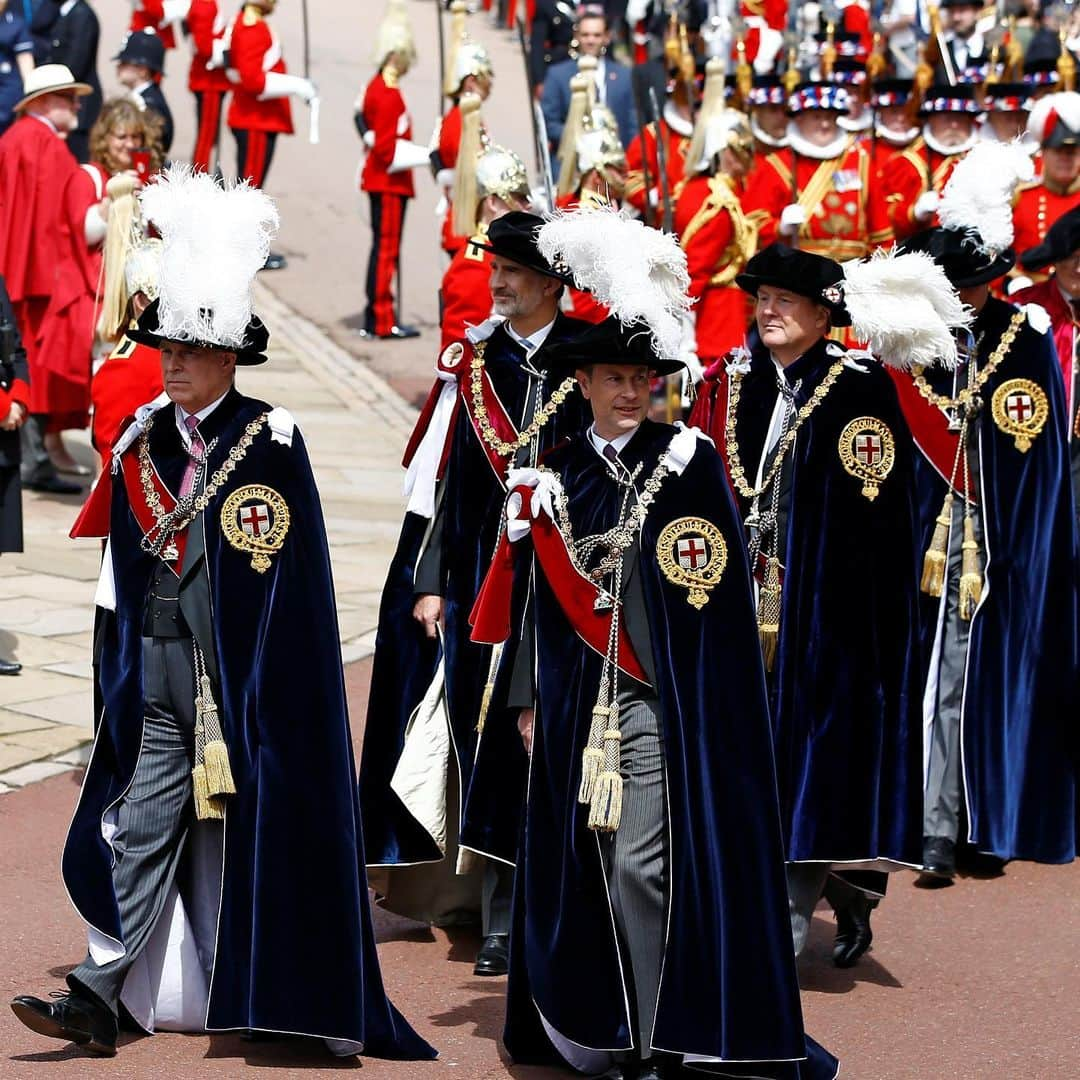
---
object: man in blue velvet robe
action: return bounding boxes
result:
[693,243,925,967]
[357,211,592,974]
[472,316,838,1080]
[9,170,435,1062]
[894,226,1079,880]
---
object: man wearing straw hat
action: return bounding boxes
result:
[0,63,91,496]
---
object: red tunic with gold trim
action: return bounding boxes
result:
[130,0,177,50]
[749,139,893,260]
[439,230,493,352]
[225,9,293,135]
[360,67,416,199]
[868,133,915,178]
[1012,179,1080,283]
[90,335,164,470]
[624,115,692,220]
[435,103,467,256]
[881,137,963,241]
[674,173,756,359]
[553,189,611,325]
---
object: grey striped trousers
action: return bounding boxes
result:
[69,638,199,1014]
[598,694,668,1060]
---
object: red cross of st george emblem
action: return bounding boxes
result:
[855,434,882,466]
[240,504,270,538]
[677,536,708,570]
[1006,393,1033,423]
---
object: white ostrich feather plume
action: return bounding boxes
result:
[138,164,279,349]
[1027,92,1080,144]
[842,249,972,371]
[536,207,691,359]
[937,141,1034,255]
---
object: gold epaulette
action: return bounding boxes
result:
[382,64,399,89]
[242,4,263,26]
[108,335,137,361]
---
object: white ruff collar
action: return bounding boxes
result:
[876,125,919,146]
[752,116,788,148]
[786,123,851,161]
[922,124,978,157]
[663,101,694,137]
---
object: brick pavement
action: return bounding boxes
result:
[0,279,413,796]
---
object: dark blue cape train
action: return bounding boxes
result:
[499,420,837,1077]
[895,297,1079,862]
[358,315,592,874]
[64,389,435,1057]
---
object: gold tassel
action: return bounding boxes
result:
[757,556,782,672]
[921,493,953,597]
[578,702,611,803]
[202,739,236,797]
[958,515,983,621]
[588,771,623,832]
[451,92,484,236]
[556,73,590,197]
[192,764,224,821]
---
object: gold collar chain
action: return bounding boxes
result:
[469,341,577,461]
[726,357,847,501]
[138,412,268,558]
[911,310,1024,413]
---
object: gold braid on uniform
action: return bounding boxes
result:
[915,310,1023,617]
[725,357,846,666]
[550,444,676,832]
[468,341,577,461]
[679,175,758,288]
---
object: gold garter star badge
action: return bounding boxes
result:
[221,485,290,573]
[838,417,895,501]
[991,378,1048,452]
[656,517,728,610]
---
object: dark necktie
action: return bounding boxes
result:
[179,414,205,499]
[602,442,619,464]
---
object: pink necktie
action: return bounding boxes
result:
[179,414,204,499]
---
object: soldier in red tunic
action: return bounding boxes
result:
[225,0,316,270]
[750,82,892,262]
[128,0,180,54]
[186,0,231,171]
[624,78,693,223]
[1009,92,1080,290]
[881,84,980,243]
[433,25,494,260]
[439,143,531,351]
[356,1,430,340]
[675,107,758,369]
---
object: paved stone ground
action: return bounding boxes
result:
[0,279,411,794]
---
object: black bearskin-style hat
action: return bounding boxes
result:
[735,243,852,326]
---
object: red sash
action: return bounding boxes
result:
[120,446,190,576]
[888,368,974,501]
[470,484,649,685]
[460,353,523,484]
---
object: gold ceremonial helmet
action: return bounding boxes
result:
[476,144,530,203]
[702,108,755,171]
[447,37,494,96]
[124,237,163,301]
[577,121,626,174]
[374,0,416,68]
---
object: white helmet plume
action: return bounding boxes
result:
[937,141,1034,255]
[536,206,691,359]
[138,164,279,350]
[842,249,973,371]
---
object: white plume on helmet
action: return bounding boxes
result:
[842,249,973,371]
[537,206,691,359]
[937,140,1034,255]
[1027,91,1080,145]
[138,164,278,350]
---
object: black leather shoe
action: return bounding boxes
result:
[25,475,83,495]
[382,324,420,339]
[919,836,957,881]
[261,252,287,271]
[832,894,873,968]
[0,658,20,675]
[473,933,509,976]
[10,991,118,1056]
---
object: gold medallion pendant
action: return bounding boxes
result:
[656,517,728,609]
[991,378,1048,452]
[838,417,896,501]
[220,485,290,573]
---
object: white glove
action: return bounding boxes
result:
[779,203,805,236]
[1006,275,1034,296]
[362,129,376,149]
[505,467,560,525]
[209,37,227,70]
[913,190,940,222]
[677,310,704,386]
[259,72,317,103]
[435,167,454,188]
[162,0,190,21]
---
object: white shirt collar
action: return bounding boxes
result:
[505,316,556,359]
[175,389,230,446]
[588,423,637,459]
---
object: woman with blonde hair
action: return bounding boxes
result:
[35,98,163,476]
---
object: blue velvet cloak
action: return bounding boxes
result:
[503,420,837,1077]
[63,390,435,1057]
[905,297,1079,862]
[358,315,592,869]
[723,339,924,868]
